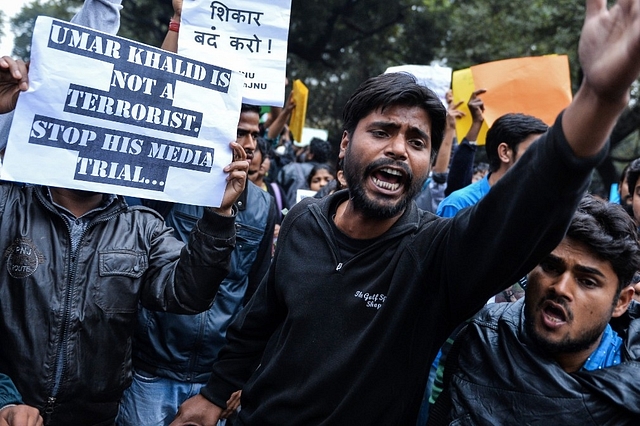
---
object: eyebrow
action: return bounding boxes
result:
[367,121,431,142]
[546,253,606,278]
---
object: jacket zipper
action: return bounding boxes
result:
[42,199,124,418]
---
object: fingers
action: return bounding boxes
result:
[0,405,43,426]
[229,141,246,163]
[450,100,464,110]
[470,88,487,98]
[449,109,465,119]
[585,0,606,19]
[0,56,29,91]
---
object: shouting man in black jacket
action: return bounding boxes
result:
[172,1,640,424]
[429,195,640,425]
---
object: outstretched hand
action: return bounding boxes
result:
[563,0,640,157]
[0,56,29,114]
[211,141,248,216]
[579,0,640,102]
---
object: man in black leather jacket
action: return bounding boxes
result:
[430,195,640,425]
[0,55,249,425]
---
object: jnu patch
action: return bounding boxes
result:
[4,238,46,279]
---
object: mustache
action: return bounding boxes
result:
[536,294,574,322]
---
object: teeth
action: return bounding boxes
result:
[373,177,400,191]
[544,310,565,323]
[381,168,402,176]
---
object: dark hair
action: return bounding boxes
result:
[619,163,631,186]
[626,158,640,197]
[307,163,336,187]
[485,113,548,172]
[241,103,261,115]
[255,137,269,164]
[309,138,332,164]
[342,73,446,160]
[473,162,490,174]
[567,195,640,291]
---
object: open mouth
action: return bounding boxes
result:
[541,301,568,328]
[371,167,406,192]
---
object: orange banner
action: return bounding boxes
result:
[470,55,572,128]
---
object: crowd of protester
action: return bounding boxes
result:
[1,0,640,425]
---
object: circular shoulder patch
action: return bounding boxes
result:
[4,238,46,279]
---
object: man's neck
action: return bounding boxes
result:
[333,199,402,239]
[487,168,507,186]
[553,335,603,373]
[49,187,105,218]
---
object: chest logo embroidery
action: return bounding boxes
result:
[354,291,387,310]
[4,238,46,279]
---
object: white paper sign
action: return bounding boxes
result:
[385,64,452,107]
[1,17,244,207]
[179,0,291,107]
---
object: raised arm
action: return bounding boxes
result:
[431,95,463,174]
[161,0,182,53]
[464,89,485,143]
[70,0,123,34]
[562,0,640,157]
[443,90,485,196]
[267,92,296,141]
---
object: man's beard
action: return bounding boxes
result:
[343,150,426,219]
[524,295,612,355]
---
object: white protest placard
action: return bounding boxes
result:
[1,16,244,207]
[385,64,452,107]
[178,0,291,107]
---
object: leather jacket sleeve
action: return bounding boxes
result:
[140,207,236,314]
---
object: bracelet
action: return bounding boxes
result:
[169,19,180,33]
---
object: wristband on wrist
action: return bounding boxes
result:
[169,19,180,33]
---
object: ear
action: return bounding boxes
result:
[497,142,511,164]
[612,285,635,318]
[339,130,349,160]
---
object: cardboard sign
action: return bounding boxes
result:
[451,68,489,145]
[470,55,572,127]
[179,0,292,106]
[385,64,452,107]
[289,79,308,143]
[2,17,244,207]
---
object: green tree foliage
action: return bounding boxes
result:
[11,0,83,60]
[442,0,640,191]
[118,0,172,47]
[441,0,584,87]
[287,0,451,140]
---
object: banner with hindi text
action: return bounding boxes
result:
[179,0,292,107]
